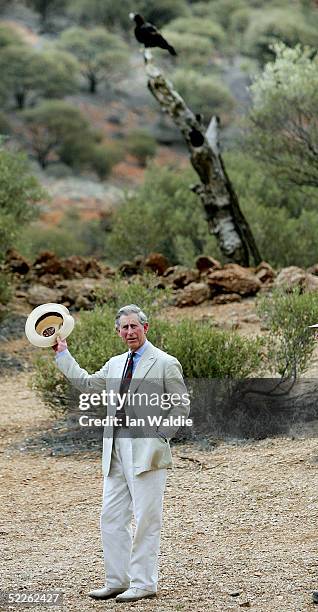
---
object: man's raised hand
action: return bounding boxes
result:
[52,336,68,353]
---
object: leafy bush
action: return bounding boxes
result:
[90,142,124,180]
[33,281,263,414]
[246,43,318,190]
[257,288,318,377]
[105,164,219,265]
[126,130,157,166]
[171,68,235,122]
[243,8,318,64]
[0,148,44,261]
[23,100,100,169]
[0,46,79,109]
[16,210,108,260]
[0,271,12,305]
[165,16,225,47]
[136,0,189,28]
[58,26,129,94]
[160,31,214,68]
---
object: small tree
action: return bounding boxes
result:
[26,0,67,30]
[0,147,44,262]
[244,8,318,64]
[58,26,129,94]
[246,43,318,190]
[0,46,79,109]
[22,100,99,168]
[67,0,134,31]
[171,69,235,123]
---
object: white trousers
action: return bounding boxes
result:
[100,435,167,593]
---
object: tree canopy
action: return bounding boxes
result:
[58,26,129,93]
[246,43,318,189]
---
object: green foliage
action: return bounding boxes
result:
[159,319,264,378]
[16,208,109,260]
[126,130,157,166]
[26,0,67,27]
[0,271,12,305]
[224,151,318,268]
[0,111,11,135]
[0,24,25,48]
[160,31,214,68]
[32,277,263,413]
[165,16,225,47]
[246,43,318,189]
[257,288,318,377]
[67,0,134,30]
[171,68,235,122]
[0,148,44,261]
[58,27,129,93]
[22,100,100,169]
[243,8,318,64]
[0,45,79,109]
[90,142,124,180]
[136,0,189,28]
[105,164,218,265]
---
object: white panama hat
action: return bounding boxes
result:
[308,324,318,328]
[25,303,75,348]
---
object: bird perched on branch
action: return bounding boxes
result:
[129,13,177,56]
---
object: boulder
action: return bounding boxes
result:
[5,249,30,275]
[212,293,242,305]
[33,251,63,276]
[26,284,62,306]
[195,255,222,274]
[254,261,275,284]
[163,266,200,288]
[174,282,210,307]
[118,260,140,276]
[207,264,262,296]
[144,252,170,275]
[274,266,318,292]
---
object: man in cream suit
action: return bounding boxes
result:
[54,304,190,603]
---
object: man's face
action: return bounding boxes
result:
[117,313,149,351]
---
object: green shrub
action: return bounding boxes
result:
[0,271,12,305]
[105,164,219,265]
[136,0,189,28]
[160,31,214,68]
[165,17,225,47]
[257,288,318,377]
[33,300,263,414]
[16,210,109,260]
[90,142,124,180]
[171,68,235,122]
[243,8,318,64]
[126,130,157,166]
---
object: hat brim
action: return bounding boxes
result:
[308,324,318,328]
[25,303,75,347]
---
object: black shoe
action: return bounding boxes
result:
[312,591,318,604]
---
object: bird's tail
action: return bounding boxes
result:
[167,44,177,56]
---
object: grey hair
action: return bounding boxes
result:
[115,304,148,330]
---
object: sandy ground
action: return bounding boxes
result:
[1,372,318,612]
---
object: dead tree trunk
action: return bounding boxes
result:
[144,51,261,266]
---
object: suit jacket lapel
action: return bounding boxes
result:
[129,342,157,395]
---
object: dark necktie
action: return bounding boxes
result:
[116,352,136,428]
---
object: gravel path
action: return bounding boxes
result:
[1,374,318,611]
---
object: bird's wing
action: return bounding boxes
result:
[143,22,160,35]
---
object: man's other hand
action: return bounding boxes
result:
[52,336,68,353]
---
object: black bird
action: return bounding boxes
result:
[130,13,177,56]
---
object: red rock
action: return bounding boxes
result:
[207,264,261,296]
[195,255,222,273]
[144,252,170,275]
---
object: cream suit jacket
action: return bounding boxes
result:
[56,341,190,476]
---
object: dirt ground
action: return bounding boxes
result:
[1,369,318,612]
